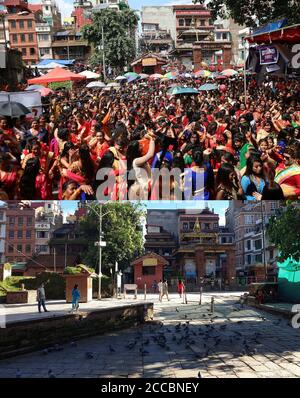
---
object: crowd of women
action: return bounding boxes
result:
[0,73,299,200]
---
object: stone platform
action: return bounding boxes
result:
[0,299,153,360]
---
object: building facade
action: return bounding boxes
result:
[175,208,235,283]
[0,204,6,264]
[4,202,36,263]
[145,207,235,284]
[140,4,232,70]
[5,0,42,65]
[51,29,90,61]
[226,201,280,276]
[31,201,63,255]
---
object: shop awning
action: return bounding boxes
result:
[28,67,86,85]
[247,24,300,44]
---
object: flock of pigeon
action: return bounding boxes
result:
[14,301,290,378]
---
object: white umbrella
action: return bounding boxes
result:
[79,70,100,79]
[139,73,149,79]
[115,75,127,81]
[86,81,106,88]
[107,82,120,88]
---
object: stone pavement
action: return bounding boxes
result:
[0,292,299,378]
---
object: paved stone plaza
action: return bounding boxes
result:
[0,292,299,378]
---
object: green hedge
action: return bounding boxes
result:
[92,275,112,297]
[21,272,65,300]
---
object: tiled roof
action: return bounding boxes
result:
[27,3,42,12]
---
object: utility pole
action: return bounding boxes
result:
[101,24,106,81]
[53,247,56,273]
[260,202,267,281]
[98,204,102,299]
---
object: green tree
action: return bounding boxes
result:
[79,202,145,274]
[192,0,300,27]
[81,6,139,70]
[267,204,300,262]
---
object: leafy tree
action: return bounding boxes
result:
[192,0,300,27]
[78,202,145,275]
[81,6,139,71]
[267,204,300,262]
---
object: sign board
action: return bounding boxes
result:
[148,226,160,233]
[142,58,157,67]
[94,241,106,247]
[259,46,279,65]
[143,258,157,266]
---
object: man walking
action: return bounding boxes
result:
[37,283,49,313]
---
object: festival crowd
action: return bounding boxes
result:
[0,74,299,200]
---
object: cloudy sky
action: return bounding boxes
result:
[29,0,195,21]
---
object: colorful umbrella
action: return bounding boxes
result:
[194,70,211,77]
[214,74,227,80]
[139,73,149,79]
[26,85,53,96]
[124,72,139,78]
[163,71,178,79]
[25,84,45,91]
[149,74,163,80]
[198,83,218,91]
[221,69,238,77]
[115,76,127,81]
[127,75,140,83]
[168,86,199,96]
[86,81,106,88]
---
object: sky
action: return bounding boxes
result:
[29,0,194,21]
[61,200,229,226]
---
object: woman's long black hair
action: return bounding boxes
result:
[79,144,94,183]
[20,157,40,199]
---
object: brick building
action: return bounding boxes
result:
[5,0,42,65]
[5,202,35,263]
[131,252,168,290]
[144,207,235,285]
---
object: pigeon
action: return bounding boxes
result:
[16,369,22,378]
[197,371,202,378]
[109,345,115,353]
[176,308,179,312]
[48,369,56,378]
[184,314,188,319]
[85,352,94,359]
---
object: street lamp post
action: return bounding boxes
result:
[260,201,267,281]
[101,24,106,81]
[98,204,102,299]
[86,202,113,300]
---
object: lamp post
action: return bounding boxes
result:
[260,201,267,281]
[92,3,109,82]
[86,202,113,300]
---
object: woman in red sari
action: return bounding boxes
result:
[21,141,54,199]
[0,153,19,199]
[88,130,109,164]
